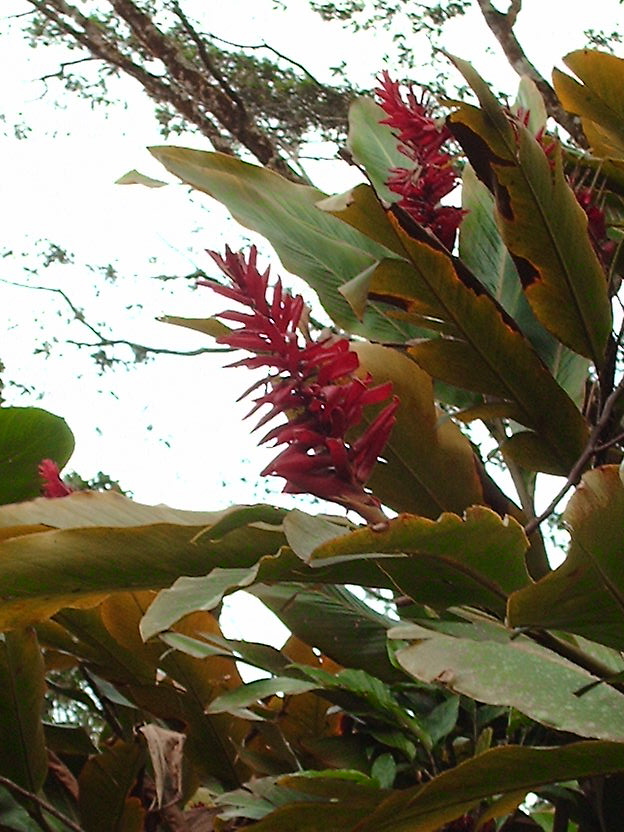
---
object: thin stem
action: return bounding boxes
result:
[525,376,624,536]
[0,774,85,832]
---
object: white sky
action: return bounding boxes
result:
[1,0,622,638]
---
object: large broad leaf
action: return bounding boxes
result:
[508,466,624,651]
[553,50,624,155]
[0,628,48,792]
[459,163,588,406]
[289,507,529,618]
[390,616,624,742]
[0,407,74,505]
[449,56,612,368]
[353,342,482,517]
[140,543,396,641]
[353,740,624,832]
[149,146,413,343]
[78,740,145,832]
[323,187,588,474]
[347,96,406,204]
[0,495,287,628]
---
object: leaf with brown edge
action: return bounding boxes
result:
[508,466,624,651]
[365,214,588,474]
[300,507,529,618]
[448,60,612,368]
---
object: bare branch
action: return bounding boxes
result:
[524,375,624,536]
[26,0,304,179]
[475,0,588,147]
[0,277,229,362]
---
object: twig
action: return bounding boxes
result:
[524,376,624,536]
[38,56,97,83]
[0,774,85,832]
[203,31,326,87]
[0,277,228,360]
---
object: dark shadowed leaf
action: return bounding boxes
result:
[0,628,48,792]
[78,740,145,832]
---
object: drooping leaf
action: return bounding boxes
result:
[0,497,287,628]
[508,466,624,651]
[0,628,48,792]
[296,507,529,617]
[459,163,588,405]
[390,617,624,742]
[0,407,74,505]
[140,542,396,641]
[448,55,612,367]
[347,96,406,204]
[354,740,624,832]
[149,146,413,343]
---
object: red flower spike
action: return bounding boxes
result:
[39,459,73,498]
[376,72,464,249]
[202,246,399,523]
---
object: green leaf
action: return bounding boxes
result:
[391,616,624,741]
[149,146,412,342]
[459,163,588,405]
[115,168,167,187]
[353,342,483,517]
[78,740,145,832]
[250,583,402,683]
[449,58,612,367]
[513,76,548,134]
[508,466,624,650]
[207,677,319,714]
[158,314,232,339]
[0,495,286,628]
[0,628,48,792]
[301,507,530,617]
[347,97,406,203]
[0,407,74,505]
[355,740,624,832]
[553,50,624,152]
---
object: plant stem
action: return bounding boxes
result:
[0,775,85,832]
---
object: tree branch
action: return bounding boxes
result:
[475,0,588,147]
[0,774,85,832]
[0,277,229,363]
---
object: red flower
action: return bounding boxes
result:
[376,71,464,249]
[201,247,399,523]
[39,459,73,498]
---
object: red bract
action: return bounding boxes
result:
[201,247,399,524]
[39,459,73,498]
[376,71,464,249]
